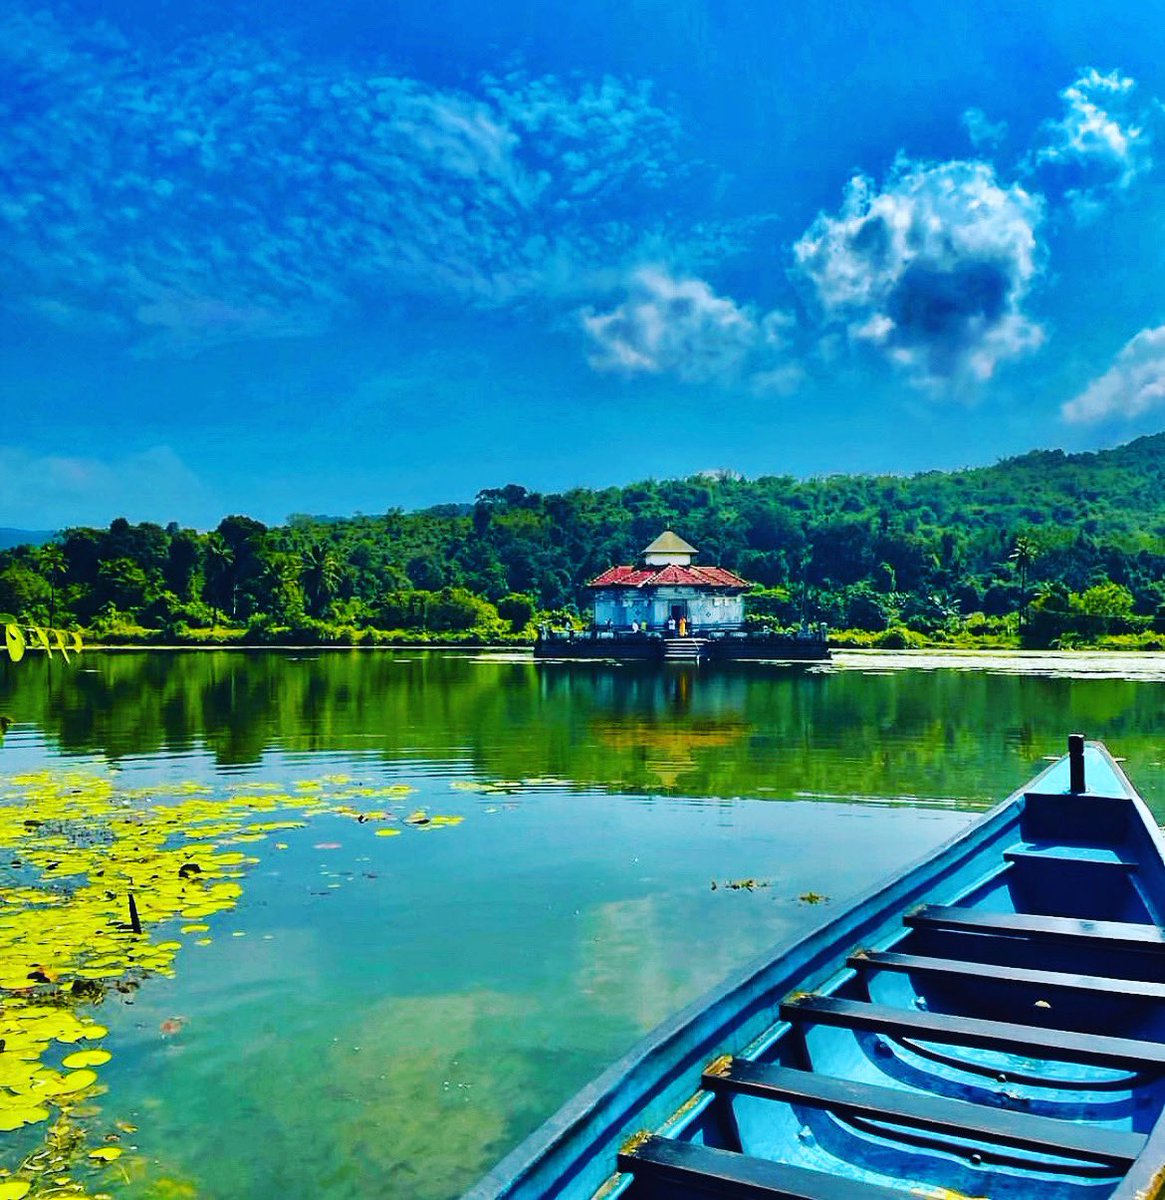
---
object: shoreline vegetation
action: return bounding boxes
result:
[46,638,1165,654]
[7,433,1165,655]
[19,617,1165,655]
[46,614,1165,657]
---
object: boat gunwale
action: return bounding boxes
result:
[466,746,1138,1199]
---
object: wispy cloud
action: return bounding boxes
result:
[1026,68,1152,218]
[1061,326,1165,424]
[962,107,1008,150]
[0,8,695,354]
[581,266,799,392]
[792,157,1044,388]
[0,446,212,528]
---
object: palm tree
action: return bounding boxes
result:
[38,544,66,628]
[203,534,236,623]
[261,554,303,622]
[1008,536,1039,627]
[301,542,341,619]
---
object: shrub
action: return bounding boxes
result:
[827,628,878,648]
[497,593,536,634]
[874,625,928,650]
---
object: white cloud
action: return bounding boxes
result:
[1028,68,1152,215]
[581,267,797,390]
[0,446,213,527]
[1061,326,1165,424]
[792,157,1044,387]
[0,9,699,353]
[962,107,1007,150]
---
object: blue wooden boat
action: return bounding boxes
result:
[467,736,1165,1200]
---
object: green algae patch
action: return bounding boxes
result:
[0,768,471,1196]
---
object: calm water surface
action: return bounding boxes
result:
[3,649,1165,1199]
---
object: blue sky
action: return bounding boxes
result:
[4,1,1165,528]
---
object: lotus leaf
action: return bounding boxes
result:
[0,1179,31,1198]
[61,1051,110,1069]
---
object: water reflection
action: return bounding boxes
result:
[5,650,1165,811]
[8,651,1151,1197]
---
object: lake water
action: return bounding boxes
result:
[2,649,1165,1199]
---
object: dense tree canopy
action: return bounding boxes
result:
[7,433,1165,647]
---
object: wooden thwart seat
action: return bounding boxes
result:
[848,950,1165,1000]
[702,1060,1145,1167]
[781,995,1165,1071]
[617,1135,905,1199]
[907,904,1165,950]
[1004,846,1138,871]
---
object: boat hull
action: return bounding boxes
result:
[466,742,1165,1200]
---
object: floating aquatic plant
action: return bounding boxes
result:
[0,768,469,1196]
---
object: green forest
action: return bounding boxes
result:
[7,432,1165,650]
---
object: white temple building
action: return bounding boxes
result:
[588,532,749,633]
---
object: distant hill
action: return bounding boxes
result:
[5,431,1165,641]
[0,529,55,550]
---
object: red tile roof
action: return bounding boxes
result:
[588,564,749,589]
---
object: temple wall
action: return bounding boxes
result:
[593,587,744,630]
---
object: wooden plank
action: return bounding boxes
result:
[703,1060,1145,1167]
[1004,847,1137,871]
[907,905,1165,951]
[617,1135,906,1199]
[850,950,1165,1000]
[781,995,1165,1071]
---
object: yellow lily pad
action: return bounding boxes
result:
[61,1050,111,1069]
[52,1069,98,1095]
[0,1106,48,1131]
[88,1147,122,1162]
[0,1180,31,1198]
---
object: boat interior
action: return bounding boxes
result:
[615,743,1165,1200]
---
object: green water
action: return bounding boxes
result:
[3,649,1165,1198]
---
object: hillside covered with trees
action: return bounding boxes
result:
[7,433,1165,649]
